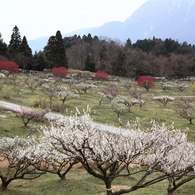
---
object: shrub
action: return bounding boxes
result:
[0,61,19,74]
[43,68,51,73]
[68,69,95,76]
[51,67,68,78]
[95,71,108,80]
[137,75,156,91]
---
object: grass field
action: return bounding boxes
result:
[1,167,195,195]
[0,73,195,194]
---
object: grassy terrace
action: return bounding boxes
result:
[0,72,195,194]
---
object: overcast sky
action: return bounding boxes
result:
[1,0,148,43]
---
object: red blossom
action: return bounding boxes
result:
[137,76,156,91]
[51,67,68,78]
[0,61,19,73]
[95,71,108,80]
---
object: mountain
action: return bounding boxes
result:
[29,0,195,52]
[121,0,195,43]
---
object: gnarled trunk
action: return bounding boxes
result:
[1,179,11,191]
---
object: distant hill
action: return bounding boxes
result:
[29,0,195,52]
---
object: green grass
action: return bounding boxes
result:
[1,168,195,195]
[1,74,195,194]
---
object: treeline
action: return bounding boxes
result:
[1,25,195,78]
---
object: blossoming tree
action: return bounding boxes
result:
[95,71,108,80]
[51,67,68,78]
[0,61,19,75]
[39,113,190,195]
[153,96,175,107]
[137,76,156,91]
[15,107,50,126]
[0,136,46,191]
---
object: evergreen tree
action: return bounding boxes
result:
[55,30,68,68]
[99,45,109,70]
[82,33,93,44]
[85,54,95,72]
[19,36,32,57]
[87,33,93,45]
[45,31,68,68]
[0,33,7,55]
[112,50,126,76]
[8,25,22,53]
[34,51,47,71]
[99,45,108,61]
[93,35,99,42]
[45,35,57,67]
[124,38,132,50]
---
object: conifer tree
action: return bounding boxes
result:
[45,35,57,67]
[34,51,47,71]
[99,45,108,61]
[55,30,68,68]
[8,25,22,53]
[19,36,32,57]
[99,45,108,71]
[112,49,126,76]
[82,33,93,44]
[124,38,132,50]
[0,33,7,55]
[85,54,95,72]
[45,31,68,68]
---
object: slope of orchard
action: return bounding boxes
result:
[0,70,194,140]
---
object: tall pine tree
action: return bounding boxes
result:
[8,25,22,54]
[19,36,32,57]
[55,30,68,68]
[34,51,47,71]
[112,49,126,76]
[99,45,109,71]
[0,33,7,55]
[85,54,95,72]
[45,30,68,68]
[45,35,57,68]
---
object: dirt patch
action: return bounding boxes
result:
[0,158,9,168]
[112,185,130,191]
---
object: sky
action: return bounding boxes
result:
[1,0,148,44]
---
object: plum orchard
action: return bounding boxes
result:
[0,113,195,194]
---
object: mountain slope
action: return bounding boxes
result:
[29,0,195,52]
[124,0,195,43]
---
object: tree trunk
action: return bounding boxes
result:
[167,189,174,195]
[167,178,174,195]
[59,174,66,180]
[1,180,11,191]
[189,118,193,125]
[104,179,113,195]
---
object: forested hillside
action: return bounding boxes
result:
[1,26,195,78]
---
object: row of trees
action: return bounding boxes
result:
[1,26,195,77]
[0,26,68,71]
[0,67,194,126]
[1,113,195,195]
